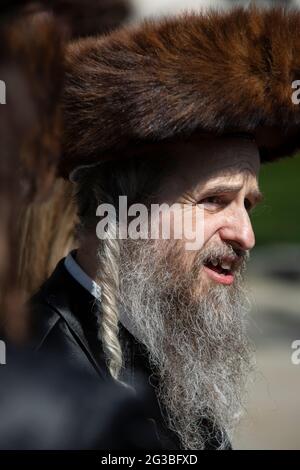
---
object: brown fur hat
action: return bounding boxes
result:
[61,6,300,178]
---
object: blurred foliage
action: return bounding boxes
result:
[252,154,300,245]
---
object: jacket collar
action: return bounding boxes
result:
[36,257,110,380]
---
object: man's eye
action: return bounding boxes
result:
[199,196,224,208]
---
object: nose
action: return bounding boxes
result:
[218,207,256,252]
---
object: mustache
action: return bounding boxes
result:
[197,243,249,273]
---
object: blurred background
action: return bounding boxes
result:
[236,152,300,449]
[1,0,299,450]
[131,0,300,18]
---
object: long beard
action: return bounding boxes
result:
[117,238,254,450]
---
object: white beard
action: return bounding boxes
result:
[116,238,254,450]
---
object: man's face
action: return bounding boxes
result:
[154,135,262,295]
[93,135,262,449]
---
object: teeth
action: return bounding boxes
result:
[221,261,231,270]
[211,260,218,267]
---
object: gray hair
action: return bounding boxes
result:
[73,155,168,380]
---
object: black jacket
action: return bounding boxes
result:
[28,257,228,450]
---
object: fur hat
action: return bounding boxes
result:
[61,6,300,179]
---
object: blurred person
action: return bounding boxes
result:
[0,0,132,339]
[28,6,300,450]
[0,345,162,449]
[50,0,132,38]
[16,1,132,302]
[0,4,65,341]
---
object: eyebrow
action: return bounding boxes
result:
[201,184,264,205]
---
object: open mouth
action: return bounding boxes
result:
[203,257,236,285]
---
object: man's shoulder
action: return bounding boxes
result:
[28,257,69,350]
[29,287,66,351]
[27,257,109,379]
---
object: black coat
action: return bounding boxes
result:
[27,257,228,450]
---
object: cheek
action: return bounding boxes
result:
[163,238,198,275]
[203,213,225,244]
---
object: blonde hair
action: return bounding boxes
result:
[18,178,77,297]
[0,178,77,342]
[97,222,122,380]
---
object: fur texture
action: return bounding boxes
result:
[61,6,300,177]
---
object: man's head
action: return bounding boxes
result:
[75,133,262,449]
[146,133,262,292]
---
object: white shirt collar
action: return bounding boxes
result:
[64,251,139,341]
[64,251,102,300]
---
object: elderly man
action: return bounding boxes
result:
[30,7,300,450]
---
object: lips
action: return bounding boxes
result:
[203,256,237,285]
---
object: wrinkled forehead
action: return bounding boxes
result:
[210,134,259,166]
[158,134,261,200]
[173,134,260,175]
